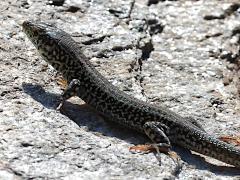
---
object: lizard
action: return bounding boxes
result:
[22,20,240,168]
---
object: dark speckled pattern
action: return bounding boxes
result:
[22,20,240,168]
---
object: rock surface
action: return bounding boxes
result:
[0,0,240,179]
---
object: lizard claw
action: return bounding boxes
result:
[56,95,65,111]
[56,101,64,111]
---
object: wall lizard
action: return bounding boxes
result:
[22,20,240,168]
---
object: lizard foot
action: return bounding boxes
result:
[129,143,181,167]
[129,143,170,154]
[219,135,240,146]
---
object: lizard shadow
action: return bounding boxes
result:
[22,83,61,109]
[22,83,240,175]
[22,83,148,144]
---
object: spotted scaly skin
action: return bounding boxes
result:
[22,20,240,168]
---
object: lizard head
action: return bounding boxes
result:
[22,20,87,81]
[22,20,73,76]
[22,20,61,49]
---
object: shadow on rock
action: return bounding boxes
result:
[22,83,61,109]
[22,83,148,144]
[59,101,148,144]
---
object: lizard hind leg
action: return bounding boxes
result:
[129,121,171,155]
[57,79,81,110]
[142,121,182,167]
[143,121,171,153]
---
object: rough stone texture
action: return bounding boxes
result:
[0,0,240,179]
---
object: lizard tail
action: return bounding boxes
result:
[177,129,240,168]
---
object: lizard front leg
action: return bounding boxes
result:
[57,79,81,109]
